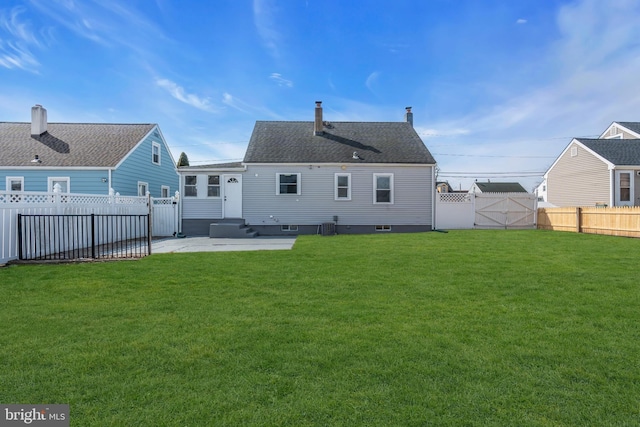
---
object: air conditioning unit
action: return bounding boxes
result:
[321,222,336,236]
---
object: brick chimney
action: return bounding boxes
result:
[31,104,48,136]
[405,106,413,126]
[314,101,323,135]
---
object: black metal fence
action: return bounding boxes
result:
[17,214,151,261]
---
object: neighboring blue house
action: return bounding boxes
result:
[179,102,437,236]
[0,105,179,197]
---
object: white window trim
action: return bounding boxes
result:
[570,146,578,157]
[373,173,394,204]
[161,185,170,198]
[152,142,161,165]
[6,176,24,192]
[138,181,149,196]
[184,175,198,197]
[276,173,301,195]
[48,177,70,193]
[335,173,351,201]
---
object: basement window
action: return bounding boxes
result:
[281,225,298,232]
[375,225,392,232]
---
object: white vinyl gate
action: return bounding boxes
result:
[436,192,537,230]
[474,193,537,229]
[151,193,180,237]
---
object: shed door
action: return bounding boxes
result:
[223,174,242,218]
[615,170,634,206]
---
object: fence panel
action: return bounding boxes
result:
[435,193,475,229]
[1,190,150,265]
[538,206,640,237]
[474,193,537,229]
[18,214,150,261]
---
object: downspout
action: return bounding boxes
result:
[431,165,436,230]
[108,169,113,194]
[609,167,615,207]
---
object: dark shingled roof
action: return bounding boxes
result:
[243,121,436,164]
[0,122,156,167]
[577,138,640,165]
[616,122,640,135]
[179,162,244,170]
[475,182,528,193]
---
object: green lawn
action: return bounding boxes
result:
[1,230,639,426]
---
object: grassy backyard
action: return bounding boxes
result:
[1,230,639,426]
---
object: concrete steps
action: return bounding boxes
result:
[209,219,258,238]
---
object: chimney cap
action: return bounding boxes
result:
[315,101,322,106]
[406,106,412,112]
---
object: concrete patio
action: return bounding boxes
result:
[152,236,297,253]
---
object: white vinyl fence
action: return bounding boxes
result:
[1,188,180,265]
[436,192,537,230]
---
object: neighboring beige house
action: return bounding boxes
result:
[544,121,640,207]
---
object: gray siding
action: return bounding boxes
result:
[547,142,610,206]
[182,198,222,219]
[242,164,433,228]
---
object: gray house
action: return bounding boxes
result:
[180,102,437,236]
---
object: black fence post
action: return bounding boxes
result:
[91,213,96,259]
[17,214,23,260]
[147,214,152,255]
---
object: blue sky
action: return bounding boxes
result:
[1,0,639,191]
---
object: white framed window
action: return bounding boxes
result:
[277,173,301,195]
[161,186,170,198]
[281,225,298,232]
[375,225,392,231]
[138,181,149,196]
[373,173,393,204]
[48,177,70,193]
[570,146,578,157]
[335,173,351,200]
[6,176,23,192]
[152,142,161,165]
[184,175,198,197]
[208,175,220,197]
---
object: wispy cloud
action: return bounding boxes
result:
[429,0,640,189]
[156,78,221,113]
[516,18,527,24]
[365,71,380,93]
[253,0,281,58]
[28,0,171,54]
[0,6,47,72]
[222,92,283,119]
[269,73,293,87]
